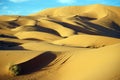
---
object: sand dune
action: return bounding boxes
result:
[52,34,120,47]
[14,31,62,42]
[37,19,75,37]
[0,4,120,80]
[0,15,19,21]
[1,43,119,80]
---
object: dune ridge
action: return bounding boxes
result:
[0,4,120,80]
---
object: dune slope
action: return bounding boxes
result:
[0,4,120,80]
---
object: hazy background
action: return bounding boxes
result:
[0,0,120,15]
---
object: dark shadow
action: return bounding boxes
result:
[110,21,120,32]
[0,46,25,50]
[8,21,20,28]
[0,41,21,47]
[8,46,25,50]
[0,34,18,39]
[83,21,120,38]
[79,16,97,21]
[31,20,61,36]
[34,25,61,36]
[48,20,99,35]
[11,51,56,75]
[73,15,97,21]
[0,41,21,50]
[48,19,120,38]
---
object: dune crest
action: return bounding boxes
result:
[0,4,120,80]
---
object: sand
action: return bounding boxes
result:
[0,4,120,80]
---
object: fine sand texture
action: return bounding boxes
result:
[0,4,120,80]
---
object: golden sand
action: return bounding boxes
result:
[0,4,120,80]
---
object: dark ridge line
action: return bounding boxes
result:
[60,56,71,65]
[23,38,42,41]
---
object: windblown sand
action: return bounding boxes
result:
[0,4,120,80]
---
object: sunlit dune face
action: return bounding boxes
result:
[0,4,120,80]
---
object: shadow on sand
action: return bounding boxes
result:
[9,51,56,75]
[48,19,120,38]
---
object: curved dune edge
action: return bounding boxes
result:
[52,34,120,47]
[31,4,120,20]
[0,43,119,80]
[14,31,62,42]
[0,4,120,80]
